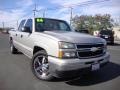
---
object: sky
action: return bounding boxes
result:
[0,0,120,28]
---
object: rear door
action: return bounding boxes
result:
[13,20,26,50]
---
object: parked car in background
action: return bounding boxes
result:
[98,30,114,44]
[75,29,89,34]
[79,29,89,34]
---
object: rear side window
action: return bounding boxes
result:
[18,20,25,31]
[24,19,32,32]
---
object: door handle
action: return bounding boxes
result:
[21,35,23,38]
[16,34,17,36]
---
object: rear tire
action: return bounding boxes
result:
[32,50,54,81]
[10,40,18,54]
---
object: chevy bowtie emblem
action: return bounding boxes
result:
[90,47,98,52]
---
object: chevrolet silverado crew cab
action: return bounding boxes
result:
[9,18,110,80]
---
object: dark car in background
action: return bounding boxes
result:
[75,29,89,34]
[99,30,114,44]
[79,29,89,34]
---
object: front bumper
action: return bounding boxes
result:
[48,52,110,77]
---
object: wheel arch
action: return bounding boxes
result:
[33,46,47,55]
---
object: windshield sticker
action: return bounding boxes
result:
[36,18,44,23]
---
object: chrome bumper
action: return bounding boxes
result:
[48,52,110,77]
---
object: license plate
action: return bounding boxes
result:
[92,63,100,71]
[105,36,108,38]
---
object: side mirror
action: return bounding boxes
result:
[22,27,32,33]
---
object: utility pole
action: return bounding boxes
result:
[2,22,4,31]
[43,9,46,18]
[33,2,37,18]
[17,20,18,29]
[70,7,73,26]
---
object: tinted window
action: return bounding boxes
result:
[24,19,32,32]
[100,30,113,35]
[18,20,25,31]
[35,18,71,32]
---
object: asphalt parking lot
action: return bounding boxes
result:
[0,33,120,90]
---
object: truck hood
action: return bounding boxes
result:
[43,31,105,44]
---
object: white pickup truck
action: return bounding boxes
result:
[9,18,110,80]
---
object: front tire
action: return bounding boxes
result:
[32,50,54,81]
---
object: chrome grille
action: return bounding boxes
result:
[76,44,105,58]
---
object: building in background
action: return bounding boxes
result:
[113,26,120,40]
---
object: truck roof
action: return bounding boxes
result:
[22,17,65,21]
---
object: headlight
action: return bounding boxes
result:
[58,51,77,59]
[59,42,75,49]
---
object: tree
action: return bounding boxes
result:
[72,14,114,34]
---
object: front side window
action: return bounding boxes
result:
[24,19,32,32]
[35,18,71,32]
[18,20,25,31]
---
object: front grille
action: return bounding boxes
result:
[76,44,105,58]
[76,44,104,49]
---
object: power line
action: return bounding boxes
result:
[33,0,110,20]
[35,0,110,11]
[0,0,110,27]
[63,0,110,8]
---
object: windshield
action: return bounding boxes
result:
[35,18,71,32]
